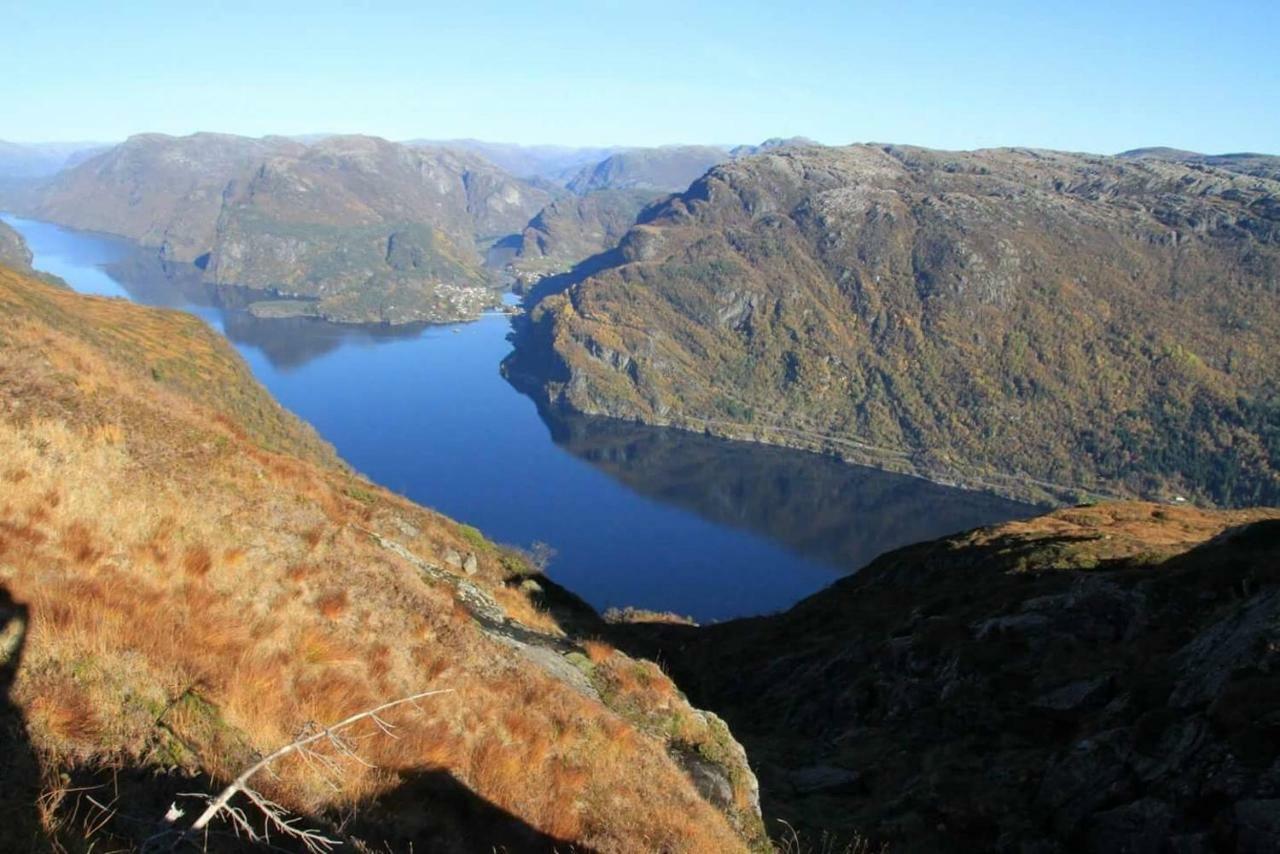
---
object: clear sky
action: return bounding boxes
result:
[3,0,1277,154]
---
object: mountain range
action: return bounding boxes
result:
[3,133,554,323]
[0,140,109,179]
[509,143,1280,508]
[511,138,818,280]
[2,131,1279,852]
[0,134,815,323]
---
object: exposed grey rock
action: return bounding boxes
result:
[462,553,478,575]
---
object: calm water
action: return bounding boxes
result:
[4,215,1037,621]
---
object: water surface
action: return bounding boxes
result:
[4,214,1037,621]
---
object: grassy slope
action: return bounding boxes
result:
[0,264,761,853]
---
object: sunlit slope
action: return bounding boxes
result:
[515,144,1280,506]
[0,264,762,852]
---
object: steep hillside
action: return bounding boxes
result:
[0,219,33,272]
[15,134,554,324]
[620,502,1280,852]
[512,140,824,280]
[0,264,763,852]
[26,133,304,262]
[203,136,553,323]
[512,144,1280,507]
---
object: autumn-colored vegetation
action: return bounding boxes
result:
[0,265,757,852]
[513,145,1280,508]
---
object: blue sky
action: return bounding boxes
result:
[4,0,1277,154]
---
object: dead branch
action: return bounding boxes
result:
[158,687,453,852]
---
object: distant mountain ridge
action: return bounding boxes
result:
[404,139,627,182]
[0,140,111,179]
[1118,147,1280,181]
[8,133,553,323]
[512,137,820,279]
[510,143,1280,507]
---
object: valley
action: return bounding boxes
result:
[1,129,1277,854]
[3,214,1032,622]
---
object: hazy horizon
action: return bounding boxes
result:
[4,132,1277,160]
[5,1,1278,155]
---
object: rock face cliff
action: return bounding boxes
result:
[0,218,33,272]
[623,502,1280,853]
[0,265,763,853]
[512,144,1280,507]
[17,134,553,323]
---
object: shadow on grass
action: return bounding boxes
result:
[0,587,42,853]
[0,584,593,853]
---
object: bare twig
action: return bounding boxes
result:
[158,687,453,852]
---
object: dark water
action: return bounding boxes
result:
[4,215,1038,621]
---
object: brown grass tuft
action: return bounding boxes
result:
[60,521,103,566]
[181,544,213,578]
[583,639,615,664]
[315,590,348,620]
[27,680,101,749]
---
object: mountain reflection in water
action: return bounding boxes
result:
[541,408,1040,578]
[5,213,1039,620]
[102,248,429,370]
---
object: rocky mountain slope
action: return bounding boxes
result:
[25,132,304,263]
[0,219,33,272]
[202,135,553,323]
[0,263,764,852]
[11,133,554,323]
[619,501,1280,852]
[511,144,1280,507]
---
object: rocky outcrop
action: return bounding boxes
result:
[513,144,1280,507]
[622,501,1280,852]
[0,218,33,272]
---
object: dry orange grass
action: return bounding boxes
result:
[583,639,616,664]
[0,266,751,852]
